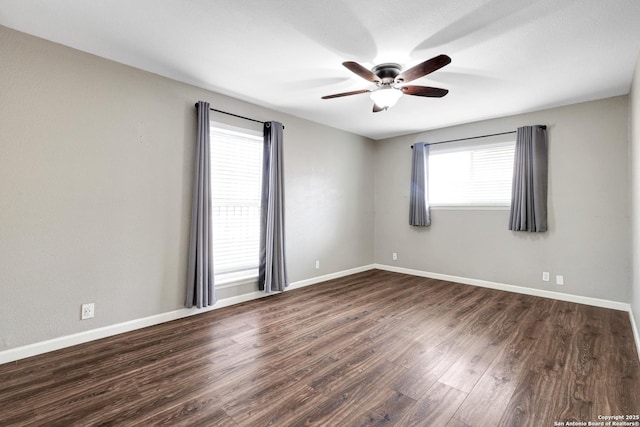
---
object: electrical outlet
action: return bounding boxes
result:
[315,260,320,269]
[392,252,398,261]
[81,303,95,320]
[556,275,564,285]
[542,272,550,282]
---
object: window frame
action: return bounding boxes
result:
[427,136,516,209]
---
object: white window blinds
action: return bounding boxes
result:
[428,140,515,206]
[210,122,262,280]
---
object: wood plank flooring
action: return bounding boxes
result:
[1,269,639,426]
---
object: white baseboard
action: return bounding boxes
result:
[288,264,376,290]
[630,309,640,362]
[0,265,376,365]
[374,264,631,312]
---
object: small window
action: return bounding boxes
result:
[428,139,515,207]
[210,122,262,283]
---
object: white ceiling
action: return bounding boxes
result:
[2,0,640,140]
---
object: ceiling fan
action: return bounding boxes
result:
[322,54,451,112]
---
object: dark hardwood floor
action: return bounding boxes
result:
[1,270,639,426]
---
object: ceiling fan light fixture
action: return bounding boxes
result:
[369,87,402,109]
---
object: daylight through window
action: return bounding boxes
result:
[210,122,262,282]
[428,140,515,207]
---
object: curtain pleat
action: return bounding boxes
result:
[508,125,548,232]
[259,121,288,292]
[409,143,431,226]
[185,101,215,308]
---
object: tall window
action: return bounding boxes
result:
[428,140,515,207]
[210,122,262,282]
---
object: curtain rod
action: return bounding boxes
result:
[411,126,546,148]
[195,103,284,128]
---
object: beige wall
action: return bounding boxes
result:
[631,53,640,333]
[374,96,630,302]
[0,26,375,350]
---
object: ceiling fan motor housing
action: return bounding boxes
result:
[372,63,402,84]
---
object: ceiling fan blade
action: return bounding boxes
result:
[397,54,451,83]
[373,103,385,113]
[343,61,380,83]
[401,85,449,97]
[321,89,370,99]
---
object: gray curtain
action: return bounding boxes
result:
[259,121,288,292]
[409,142,431,226]
[508,125,548,232]
[185,101,215,308]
